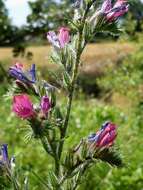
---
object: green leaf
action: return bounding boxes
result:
[95,147,123,167]
[48,171,61,189]
[63,71,72,90]
[24,177,29,190]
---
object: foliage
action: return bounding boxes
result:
[0,0,14,45]
[27,0,73,36]
[98,44,143,118]
[122,0,143,40]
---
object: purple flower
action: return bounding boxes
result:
[40,96,51,116]
[0,144,11,168]
[101,0,112,13]
[88,122,117,148]
[47,31,61,48]
[9,64,36,84]
[12,94,35,119]
[101,0,129,22]
[1,144,9,163]
[0,144,15,171]
[58,27,70,48]
[47,27,70,49]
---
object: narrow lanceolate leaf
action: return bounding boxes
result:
[48,171,61,189]
[95,147,123,167]
[24,177,29,190]
[64,152,74,170]
[51,51,62,66]
[63,71,72,90]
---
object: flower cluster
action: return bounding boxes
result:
[47,27,70,49]
[12,94,51,120]
[101,0,129,22]
[9,62,52,122]
[9,63,36,84]
[88,122,117,148]
[0,144,15,172]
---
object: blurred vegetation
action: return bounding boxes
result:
[0,0,143,46]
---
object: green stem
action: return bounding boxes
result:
[54,155,60,176]
[58,31,83,161]
[54,1,96,184]
[41,136,60,176]
[58,0,94,162]
[40,136,54,156]
[11,174,20,190]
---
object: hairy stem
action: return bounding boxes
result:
[58,1,94,162]
[41,136,60,176]
[54,1,96,184]
[58,31,83,162]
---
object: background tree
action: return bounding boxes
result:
[0,0,14,45]
[122,0,143,38]
[27,0,73,38]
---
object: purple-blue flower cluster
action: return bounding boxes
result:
[88,122,117,148]
[0,144,10,166]
[9,63,36,84]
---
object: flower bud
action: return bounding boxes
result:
[40,96,51,116]
[58,27,70,48]
[9,64,36,84]
[1,144,9,164]
[100,0,129,22]
[47,31,61,49]
[47,27,70,49]
[88,122,117,148]
[15,62,23,70]
[12,94,35,119]
[101,0,112,13]
[0,144,16,180]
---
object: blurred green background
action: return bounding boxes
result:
[0,0,143,189]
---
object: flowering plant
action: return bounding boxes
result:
[2,0,129,189]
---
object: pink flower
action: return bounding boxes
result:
[47,27,70,48]
[47,31,61,48]
[40,96,51,115]
[12,95,34,119]
[15,62,23,70]
[58,27,70,48]
[101,0,129,22]
[101,0,112,13]
[88,122,117,148]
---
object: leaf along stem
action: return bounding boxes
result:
[57,0,96,179]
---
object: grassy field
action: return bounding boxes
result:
[0,42,136,73]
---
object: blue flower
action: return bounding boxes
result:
[88,133,99,143]
[0,144,9,167]
[1,144,9,162]
[9,64,36,84]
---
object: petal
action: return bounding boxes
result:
[101,0,112,13]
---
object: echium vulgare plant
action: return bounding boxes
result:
[3,0,129,189]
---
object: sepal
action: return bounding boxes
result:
[95,147,123,167]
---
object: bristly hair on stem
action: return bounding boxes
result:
[58,0,96,164]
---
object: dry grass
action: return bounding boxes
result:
[0,42,136,72]
[0,42,136,109]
